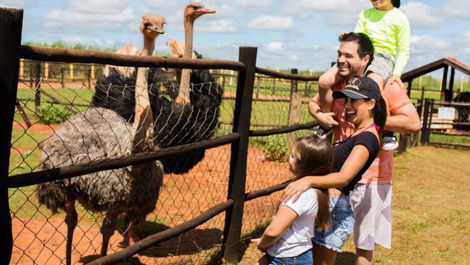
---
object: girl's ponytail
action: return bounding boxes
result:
[392,0,401,8]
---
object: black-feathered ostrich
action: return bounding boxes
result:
[36,14,166,265]
[93,2,222,174]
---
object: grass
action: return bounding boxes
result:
[239,146,470,265]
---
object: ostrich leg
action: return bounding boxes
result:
[65,200,77,265]
[100,210,119,256]
[117,211,135,248]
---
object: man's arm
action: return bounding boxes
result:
[385,103,421,133]
[384,79,421,133]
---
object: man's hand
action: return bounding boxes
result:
[281,177,313,202]
[315,111,339,129]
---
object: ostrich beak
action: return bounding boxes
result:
[196,8,215,15]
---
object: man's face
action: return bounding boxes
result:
[336,41,370,79]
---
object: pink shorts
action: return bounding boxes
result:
[350,184,392,250]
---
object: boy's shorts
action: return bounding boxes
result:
[350,184,392,250]
[312,195,354,252]
[367,52,394,81]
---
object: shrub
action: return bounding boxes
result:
[37,102,72,125]
[262,135,288,161]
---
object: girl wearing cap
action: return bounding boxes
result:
[281,76,387,265]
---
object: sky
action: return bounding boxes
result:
[2,0,470,76]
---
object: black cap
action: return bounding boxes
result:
[332,76,381,101]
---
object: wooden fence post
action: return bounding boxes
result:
[19,59,24,80]
[69,63,74,81]
[287,69,300,151]
[60,67,65,87]
[421,98,430,145]
[222,47,257,263]
[34,61,41,113]
[0,7,23,264]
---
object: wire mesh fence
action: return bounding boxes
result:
[9,58,320,264]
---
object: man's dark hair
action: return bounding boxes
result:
[339,32,374,66]
[392,0,400,8]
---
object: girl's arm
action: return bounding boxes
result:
[257,205,298,251]
[281,144,370,202]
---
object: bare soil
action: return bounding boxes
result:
[10,127,291,265]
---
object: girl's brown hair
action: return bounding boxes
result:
[291,134,332,231]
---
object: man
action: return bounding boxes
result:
[303,32,420,265]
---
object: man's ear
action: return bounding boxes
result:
[361,54,371,67]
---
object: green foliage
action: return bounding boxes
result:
[262,135,288,161]
[37,102,72,125]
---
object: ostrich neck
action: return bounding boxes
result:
[179,18,194,100]
[133,35,156,149]
[142,36,156,56]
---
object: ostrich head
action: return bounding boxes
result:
[139,14,165,56]
[184,2,216,23]
[175,2,215,104]
[140,14,165,39]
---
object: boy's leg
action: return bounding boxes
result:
[318,65,341,113]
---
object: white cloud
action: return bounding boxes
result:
[198,19,237,33]
[232,0,274,7]
[442,0,470,19]
[266,41,284,52]
[43,0,135,33]
[248,15,294,30]
[411,35,451,52]
[401,1,443,27]
[283,0,368,25]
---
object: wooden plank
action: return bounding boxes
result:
[0,7,23,264]
[222,47,257,263]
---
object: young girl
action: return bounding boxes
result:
[318,0,409,150]
[253,134,332,265]
[283,76,387,265]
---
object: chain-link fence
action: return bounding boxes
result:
[7,44,320,265]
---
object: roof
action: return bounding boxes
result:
[402,57,470,82]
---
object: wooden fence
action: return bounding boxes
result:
[2,8,320,265]
[420,98,470,148]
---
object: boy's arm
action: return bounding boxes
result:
[392,15,411,77]
[308,93,339,129]
[354,11,366,33]
[257,206,298,251]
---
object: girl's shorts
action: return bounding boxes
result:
[367,52,394,81]
[312,195,354,252]
[350,184,393,250]
[267,249,312,265]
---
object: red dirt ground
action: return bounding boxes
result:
[10,124,291,264]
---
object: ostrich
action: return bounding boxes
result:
[36,14,165,265]
[92,2,222,174]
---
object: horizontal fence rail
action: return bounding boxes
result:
[256,66,320,81]
[8,133,240,188]
[250,121,319,137]
[20,45,246,71]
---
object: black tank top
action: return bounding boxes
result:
[332,131,380,194]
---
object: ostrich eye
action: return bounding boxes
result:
[192,6,198,10]
[144,22,151,28]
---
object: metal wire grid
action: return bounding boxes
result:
[9,61,319,264]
